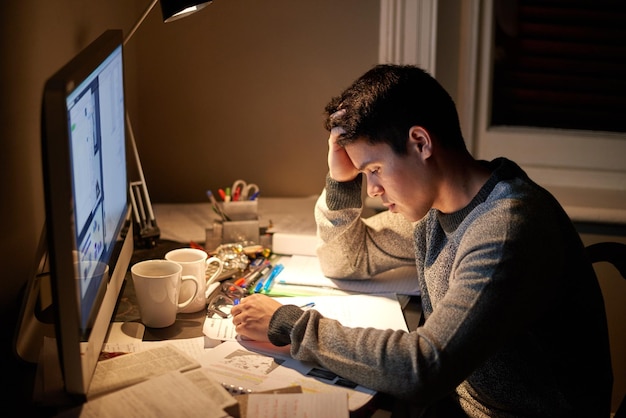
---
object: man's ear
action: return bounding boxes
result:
[408,126,432,160]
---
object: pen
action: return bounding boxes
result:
[243,264,270,288]
[262,264,284,293]
[206,190,229,221]
[299,302,315,310]
[252,263,276,293]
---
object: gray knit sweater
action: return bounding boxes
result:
[267,158,612,417]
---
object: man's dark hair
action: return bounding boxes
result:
[324,64,467,154]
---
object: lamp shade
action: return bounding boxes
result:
[160,0,212,23]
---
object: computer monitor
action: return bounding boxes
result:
[14,29,133,399]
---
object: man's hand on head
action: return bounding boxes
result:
[327,110,359,182]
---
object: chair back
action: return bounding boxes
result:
[586,242,626,417]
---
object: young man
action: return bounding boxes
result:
[230,65,613,416]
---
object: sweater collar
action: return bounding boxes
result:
[436,158,521,233]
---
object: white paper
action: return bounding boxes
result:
[198,341,375,412]
[141,336,207,361]
[204,314,238,341]
[276,255,420,295]
[102,322,145,353]
[202,293,408,342]
[246,392,349,418]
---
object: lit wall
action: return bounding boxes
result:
[130,0,380,202]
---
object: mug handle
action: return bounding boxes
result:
[177,274,199,310]
[204,256,224,296]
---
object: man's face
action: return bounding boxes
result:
[344,139,434,222]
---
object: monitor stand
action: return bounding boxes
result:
[14,226,56,364]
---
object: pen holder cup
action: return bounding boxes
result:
[222,200,258,221]
[205,219,260,250]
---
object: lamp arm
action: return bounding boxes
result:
[126,112,156,223]
[124,0,159,46]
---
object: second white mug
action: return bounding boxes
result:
[165,248,224,313]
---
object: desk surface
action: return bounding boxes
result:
[117,239,422,339]
[153,197,319,244]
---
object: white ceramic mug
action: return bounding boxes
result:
[131,259,199,328]
[165,248,224,313]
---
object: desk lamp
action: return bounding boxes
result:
[125,0,212,247]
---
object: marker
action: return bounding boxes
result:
[224,187,232,202]
[253,277,265,293]
[262,264,284,293]
[252,263,275,294]
[239,264,269,290]
[218,189,226,201]
[249,190,260,200]
[189,241,205,252]
[206,190,229,221]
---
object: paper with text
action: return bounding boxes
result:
[246,392,349,418]
[58,371,230,418]
[87,344,200,399]
[199,340,375,412]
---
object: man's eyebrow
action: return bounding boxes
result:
[355,158,377,172]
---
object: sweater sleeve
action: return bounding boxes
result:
[267,305,304,346]
[314,173,416,279]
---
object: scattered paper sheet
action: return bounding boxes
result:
[246,392,349,418]
[198,340,375,412]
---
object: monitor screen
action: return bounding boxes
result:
[14,29,134,399]
[65,35,127,334]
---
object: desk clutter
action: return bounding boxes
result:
[45,195,420,417]
[51,238,415,417]
[153,196,320,256]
